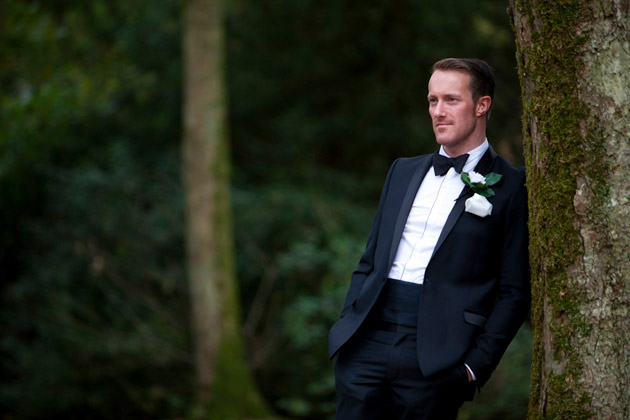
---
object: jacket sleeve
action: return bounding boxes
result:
[340,158,399,317]
[464,167,531,385]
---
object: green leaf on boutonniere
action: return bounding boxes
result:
[473,186,495,198]
[461,171,503,198]
[484,172,502,187]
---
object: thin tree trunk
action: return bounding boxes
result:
[509,1,630,419]
[182,0,271,417]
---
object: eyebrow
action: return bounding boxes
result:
[427,93,462,99]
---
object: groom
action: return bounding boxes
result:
[329,58,530,419]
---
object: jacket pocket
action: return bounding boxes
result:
[464,311,487,327]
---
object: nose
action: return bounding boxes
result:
[432,100,446,118]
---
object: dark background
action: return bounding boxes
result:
[0,0,530,419]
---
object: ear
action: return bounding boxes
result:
[476,96,491,117]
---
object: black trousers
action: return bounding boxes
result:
[334,280,471,420]
[334,327,470,420]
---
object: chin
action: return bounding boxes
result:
[435,137,456,147]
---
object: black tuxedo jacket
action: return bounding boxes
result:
[328,147,530,386]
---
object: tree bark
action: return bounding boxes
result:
[182,0,271,417]
[509,0,630,419]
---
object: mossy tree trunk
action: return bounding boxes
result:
[509,1,630,419]
[182,0,271,417]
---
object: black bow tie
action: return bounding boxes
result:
[432,153,469,176]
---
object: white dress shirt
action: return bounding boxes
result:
[387,140,489,284]
[386,139,489,382]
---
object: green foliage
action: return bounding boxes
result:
[1,0,186,418]
[234,182,370,419]
[2,143,191,419]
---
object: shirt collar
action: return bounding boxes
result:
[438,139,489,174]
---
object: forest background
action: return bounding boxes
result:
[1,0,532,419]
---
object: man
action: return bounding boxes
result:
[328,58,530,419]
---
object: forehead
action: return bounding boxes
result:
[428,70,472,96]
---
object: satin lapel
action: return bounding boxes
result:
[387,156,433,269]
[430,146,498,259]
[474,145,497,175]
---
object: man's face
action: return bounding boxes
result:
[428,70,485,155]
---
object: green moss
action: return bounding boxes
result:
[510,0,608,418]
[545,368,592,420]
[202,314,272,420]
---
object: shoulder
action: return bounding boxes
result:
[381,154,432,183]
[492,155,526,184]
[490,156,527,211]
[389,153,432,171]
[397,153,432,164]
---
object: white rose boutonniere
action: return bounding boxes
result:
[461,171,503,217]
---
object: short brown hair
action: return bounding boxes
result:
[432,58,495,117]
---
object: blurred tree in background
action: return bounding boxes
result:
[0,0,530,419]
[181,0,271,417]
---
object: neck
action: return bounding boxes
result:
[442,134,486,157]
